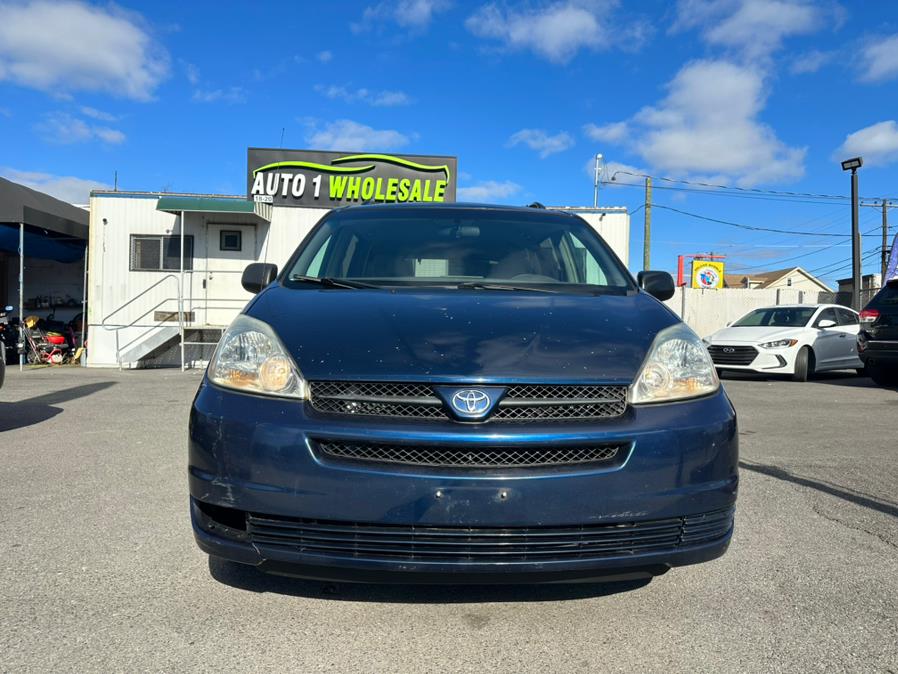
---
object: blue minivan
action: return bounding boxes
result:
[189,203,738,583]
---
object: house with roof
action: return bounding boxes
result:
[724,266,831,292]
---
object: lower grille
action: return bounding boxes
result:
[708,345,758,366]
[315,439,626,469]
[246,507,735,563]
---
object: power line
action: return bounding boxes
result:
[652,204,852,237]
[730,221,887,272]
[607,170,896,205]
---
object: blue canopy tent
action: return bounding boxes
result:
[0,177,89,368]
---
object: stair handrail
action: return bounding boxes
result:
[100,274,181,331]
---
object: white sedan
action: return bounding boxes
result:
[703,304,864,382]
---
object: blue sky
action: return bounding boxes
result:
[2,0,898,285]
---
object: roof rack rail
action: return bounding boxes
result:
[527,201,546,209]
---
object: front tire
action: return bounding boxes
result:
[792,346,814,382]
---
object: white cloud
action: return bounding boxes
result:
[314,84,412,107]
[858,34,898,83]
[36,111,125,145]
[672,0,828,62]
[316,50,333,63]
[466,2,613,63]
[1,167,110,204]
[834,121,898,166]
[789,49,833,74]
[0,0,168,101]
[457,180,521,202]
[192,87,246,104]
[353,0,451,33]
[305,119,414,151]
[79,105,118,122]
[608,60,805,186]
[583,121,629,144]
[507,128,574,158]
[184,62,200,85]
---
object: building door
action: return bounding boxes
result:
[205,224,256,326]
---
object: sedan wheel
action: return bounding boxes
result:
[792,346,814,382]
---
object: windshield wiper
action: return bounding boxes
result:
[456,281,559,294]
[289,275,380,289]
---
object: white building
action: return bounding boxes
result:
[86,193,630,368]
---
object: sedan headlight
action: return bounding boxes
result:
[208,314,307,399]
[759,338,798,349]
[630,323,719,404]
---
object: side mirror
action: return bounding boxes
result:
[241,263,278,294]
[637,270,676,301]
[817,319,836,329]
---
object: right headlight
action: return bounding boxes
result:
[207,314,307,399]
[629,323,719,404]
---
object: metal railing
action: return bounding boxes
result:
[99,275,250,369]
[100,274,182,369]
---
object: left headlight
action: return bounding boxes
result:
[759,338,797,349]
[630,323,719,404]
[207,314,307,399]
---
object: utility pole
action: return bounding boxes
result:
[883,199,889,282]
[643,177,652,270]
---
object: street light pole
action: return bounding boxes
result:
[851,168,861,309]
[592,153,602,208]
[841,157,863,310]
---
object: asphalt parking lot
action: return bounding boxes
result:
[1,368,897,673]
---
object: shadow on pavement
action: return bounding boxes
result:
[740,459,898,518]
[0,381,117,432]
[208,556,654,602]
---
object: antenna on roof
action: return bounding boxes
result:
[279,127,285,148]
[113,170,118,192]
[527,202,545,209]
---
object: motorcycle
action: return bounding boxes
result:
[22,314,76,365]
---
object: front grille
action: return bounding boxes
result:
[309,381,446,418]
[708,345,758,366]
[246,507,735,563]
[308,381,628,422]
[315,439,626,469]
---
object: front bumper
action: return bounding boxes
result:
[189,381,738,582]
[709,343,796,373]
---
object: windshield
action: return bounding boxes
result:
[284,209,634,292]
[733,307,816,328]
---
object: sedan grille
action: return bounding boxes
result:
[315,439,627,469]
[707,345,758,366]
[246,507,735,563]
[308,381,628,422]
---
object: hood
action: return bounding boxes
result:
[707,325,805,343]
[246,287,679,384]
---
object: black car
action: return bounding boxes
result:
[858,279,898,385]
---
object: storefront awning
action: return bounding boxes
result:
[0,223,86,263]
[156,196,271,222]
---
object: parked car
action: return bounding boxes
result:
[858,279,898,386]
[189,203,738,584]
[704,304,863,382]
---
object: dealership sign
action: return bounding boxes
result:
[247,148,457,208]
[692,260,725,289]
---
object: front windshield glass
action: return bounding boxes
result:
[733,307,816,327]
[285,210,634,292]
